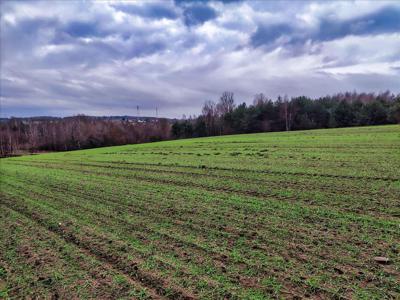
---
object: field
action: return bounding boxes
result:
[0,125,399,299]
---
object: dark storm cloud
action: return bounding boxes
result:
[174,0,219,26]
[251,23,293,48]
[317,6,400,41]
[1,78,34,98]
[64,21,108,38]
[174,0,242,5]
[250,5,400,49]
[1,17,58,53]
[1,0,400,118]
[112,3,178,20]
[180,3,218,26]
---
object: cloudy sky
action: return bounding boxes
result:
[1,0,400,118]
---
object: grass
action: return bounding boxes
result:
[0,125,399,299]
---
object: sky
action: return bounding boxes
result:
[1,0,400,118]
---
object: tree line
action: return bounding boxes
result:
[0,116,171,157]
[172,91,400,138]
[1,91,399,157]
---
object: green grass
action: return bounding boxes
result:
[1,125,399,299]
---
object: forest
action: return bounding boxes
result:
[1,91,399,157]
[0,116,171,157]
[172,91,400,138]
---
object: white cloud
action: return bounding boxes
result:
[1,0,399,118]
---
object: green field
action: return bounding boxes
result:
[1,125,399,299]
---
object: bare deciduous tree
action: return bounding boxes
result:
[217,91,235,116]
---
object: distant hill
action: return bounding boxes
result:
[0,115,176,123]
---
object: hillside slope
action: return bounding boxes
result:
[1,125,399,299]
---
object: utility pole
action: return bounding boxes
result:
[137,105,140,117]
[156,107,158,118]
